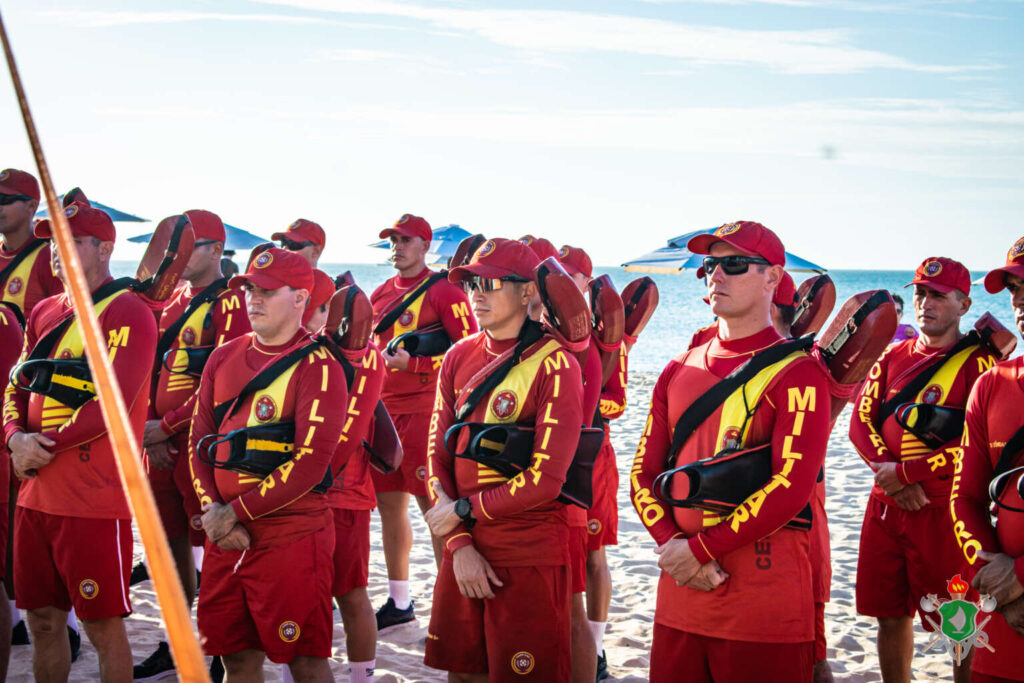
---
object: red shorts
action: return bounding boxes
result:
[569,526,587,594]
[146,433,204,546]
[586,437,618,552]
[649,622,813,683]
[425,559,571,681]
[971,609,1024,682]
[197,524,334,663]
[814,601,827,662]
[14,507,132,619]
[331,508,370,597]
[371,412,429,496]
[856,497,973,628]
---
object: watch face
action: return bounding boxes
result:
[455,498,471,518]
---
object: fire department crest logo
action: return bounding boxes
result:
[6,277,22,295]
[715,222,741,237]
[399,310,414,327]
[396,214,412,225]
[254,252,273,269]
[254,395,277,422]
[924,260,943,277]
[510,651,535,675]
[558,246,570,259]
[477,240,496,259]
[289,219,303,230]
[921,384,943,405]
[1010,237,1024,259]
[518,235,534,246]
[588,518,602,535]
[721,427,741,451]
[64,205,79,219]
[416,466,426,481]
[491,390,518,420]
[190,515,203,531]
[278,621,300,643]
[181,326,197,346]
[0,171,7,182]
[921,575,996,665]
[79,580,99,599]
[59,349,73,359]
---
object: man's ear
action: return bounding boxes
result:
[98,240,114,262]
[765,264,783,292]
[520,281,537,306]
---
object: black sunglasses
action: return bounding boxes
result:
[280,237,315,252]
[462,274,531,294]
[194,239,220,247]
[0,194,31,206]
[702,255,771,276]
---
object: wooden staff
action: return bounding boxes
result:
[0,11,210,682]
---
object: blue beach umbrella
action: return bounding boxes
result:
[369,224,472,265]
[622,228,826,274]
[35,195,148,223]
[127,222,267,251]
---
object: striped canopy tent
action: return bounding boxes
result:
[622,227,826,274]
[369,224,472,267]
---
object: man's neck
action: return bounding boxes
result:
[484,312,529,341]
[398,261,427,280]
[717,312,773,341]
[85,268,112,294]
[188,267,224,290]
[921,327,963,350]
[1,224,33,252]
[255,322,302,348]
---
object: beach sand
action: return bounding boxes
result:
[7,371,960,682]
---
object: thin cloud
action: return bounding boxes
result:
[251,0,1001,74]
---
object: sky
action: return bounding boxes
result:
[1,0,1021,269]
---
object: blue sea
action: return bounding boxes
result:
[112,262,1019,374]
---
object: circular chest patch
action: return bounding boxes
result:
[491,390,518,420]
[181,326,197,346]
[511,651,535,675]
[58,349,73,360]
[79,579,99,600]
[924,260,943,277]
[278,621,300,643]
[715,222,740,237]
[587,518,602,535]
[398,310,414,327]
[721,427,741,451]
[254,252,273,269]
[254,395,277,422]
[921,384,943,405]
[7,277,22,295]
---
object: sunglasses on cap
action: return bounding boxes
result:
[461,274,531,294]
[280,237,315,251]
[702,255,771,276]
[0,194,31,205]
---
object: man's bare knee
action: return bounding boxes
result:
[288,655,331,682]
[27,607,66,634]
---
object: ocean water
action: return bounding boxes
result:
[112,261,1019,375]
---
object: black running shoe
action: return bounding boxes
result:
[133,641,175,681]
[129,562,150,586]
[375,598,415,631]
[596,649,609,681]
[11,620,29,645]
[209,655,225,683]
[68,626,81,663]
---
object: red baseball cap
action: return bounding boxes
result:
[184,209,226,243]
[302,269,336,326]
[688,221,786,270]
[0,168,40,201]
[558,245,593,278]
[379,214,431,243]
[229,247,314,293]
[448,238,540,283]
[34,201,115,242]
[905,256,970,297]
[984,236,1024,294]
[272,219,326,248]
[518,235,559,262]
[773,270,797,307]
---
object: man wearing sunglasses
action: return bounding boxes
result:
[423,237,583,681]
[949,236,1024,683]
[133,209,250,681]
[272,219,326,267]
[850,256,996,683]
[0,168,62,321]
[369,214,476,631]
[631,221,831,683]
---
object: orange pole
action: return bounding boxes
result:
[0,11,210,682]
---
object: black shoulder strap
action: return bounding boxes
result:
[455,319,546,422]
[877,331,980,425]
[667,335,815,466]
[154,278,229,366]
[212,341,323,426]
[26,277,135,362]
[0,300,25,329]
[0,238,46,287]
[994,423,1024,479]
[372,271,446,336]
[315,335,357,389]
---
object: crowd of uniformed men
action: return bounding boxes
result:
[0,166,1022,683]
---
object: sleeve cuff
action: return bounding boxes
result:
[897,462,914,486]
[445,530,473,554]
[230,497,254,522]
[159,416,178,436]
[470,493,492,521]
[688,533,715,564]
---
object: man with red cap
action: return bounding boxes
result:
[0,301,22,679]
[2,202,157,682]
[0,169,62,320]
[132,209,251,681]
[370,213,476,630]
[850,256,997,683]
[949,236,1024,683]
[272,219,326,267]
[188,247,348,681]
[302,269,336,333]
[422,238,583,681]
[632,221,831,682]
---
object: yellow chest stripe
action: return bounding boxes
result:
[715,352,807,450]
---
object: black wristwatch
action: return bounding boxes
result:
[454,497,476,529]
